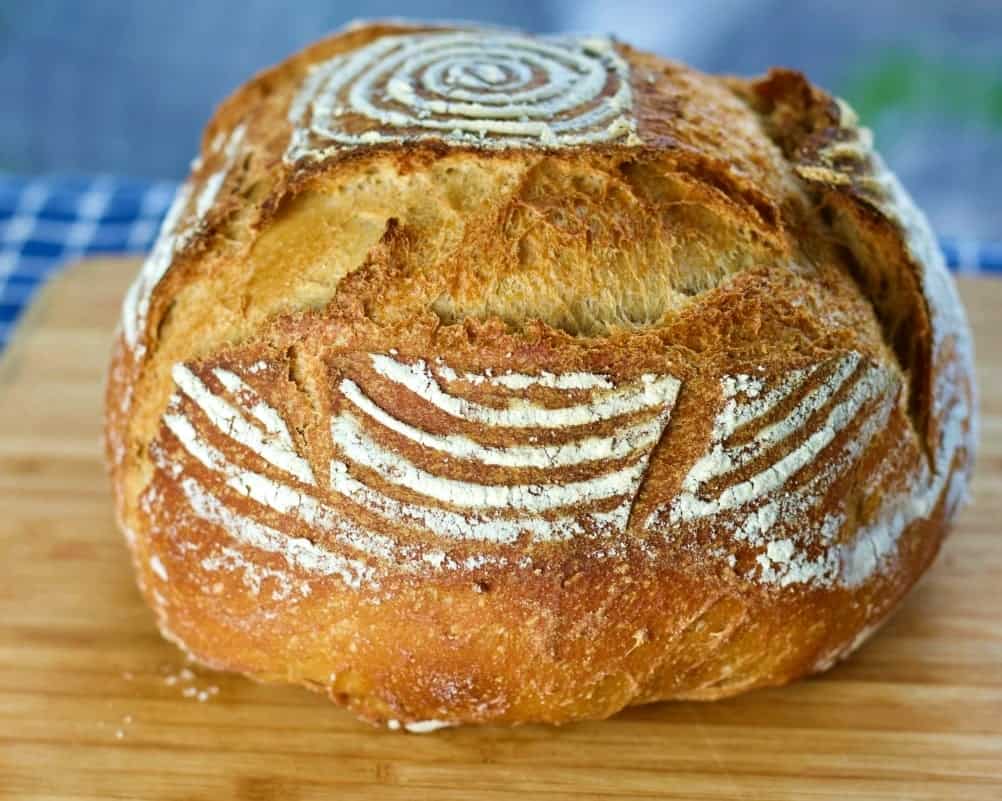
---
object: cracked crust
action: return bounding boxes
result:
[105,22,975,728]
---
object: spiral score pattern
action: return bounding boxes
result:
[285,32,638,160]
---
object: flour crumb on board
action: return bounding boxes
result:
[160,662,221,702]
[105,713,135,742]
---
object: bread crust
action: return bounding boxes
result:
[105,21,976,728]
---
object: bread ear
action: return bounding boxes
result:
[738,69,938,458]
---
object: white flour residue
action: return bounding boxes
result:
[646,352,911,589]
[120,124,246,353]
[330,411,650,512]
[787,106,975,591]
[838,380,968,587]
[149,554,169,582]
[192,124,245,223]
[369,353,679,428]
[285,31,638,161]
[433,358,614,391]
[676,364,817,496]
[120,183,193,351]
[864,151,977,465]
[159,398,511,582]
[212,367,299,451]
[665,355,890,525]
[172,364,315,485]
[162,411,396,563]
[329,461,629,544]
[326,357,677,544]
[201,545,311,601]
[402,719,455,733]
[837,117,971,362]
[154,355,680,584]
[340,376,664,468]
[180,477,375,590]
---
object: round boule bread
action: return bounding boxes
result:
[105,20,977,730]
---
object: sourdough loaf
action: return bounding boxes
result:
[105,21,976,729]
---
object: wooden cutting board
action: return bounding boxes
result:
[1,258,1000,801]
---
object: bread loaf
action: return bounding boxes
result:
[105,20,976,729]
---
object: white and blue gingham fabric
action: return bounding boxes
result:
[1,174,999,351]
[0,175,177,348]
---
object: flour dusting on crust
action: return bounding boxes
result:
[150,356,681,590]
[285,31,639,161]
[646,352,902,588]
[120,124,246,354]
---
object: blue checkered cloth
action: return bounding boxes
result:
[0,174,999,351]
[0,175,176,348]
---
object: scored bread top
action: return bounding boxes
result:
[107,21,975,613]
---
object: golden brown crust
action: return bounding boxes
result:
[105,21,975,729]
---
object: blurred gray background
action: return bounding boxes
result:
[2,0,1000,239]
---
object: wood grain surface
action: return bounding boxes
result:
[1,258,1000,801]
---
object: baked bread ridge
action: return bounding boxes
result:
[104,21,976,728]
